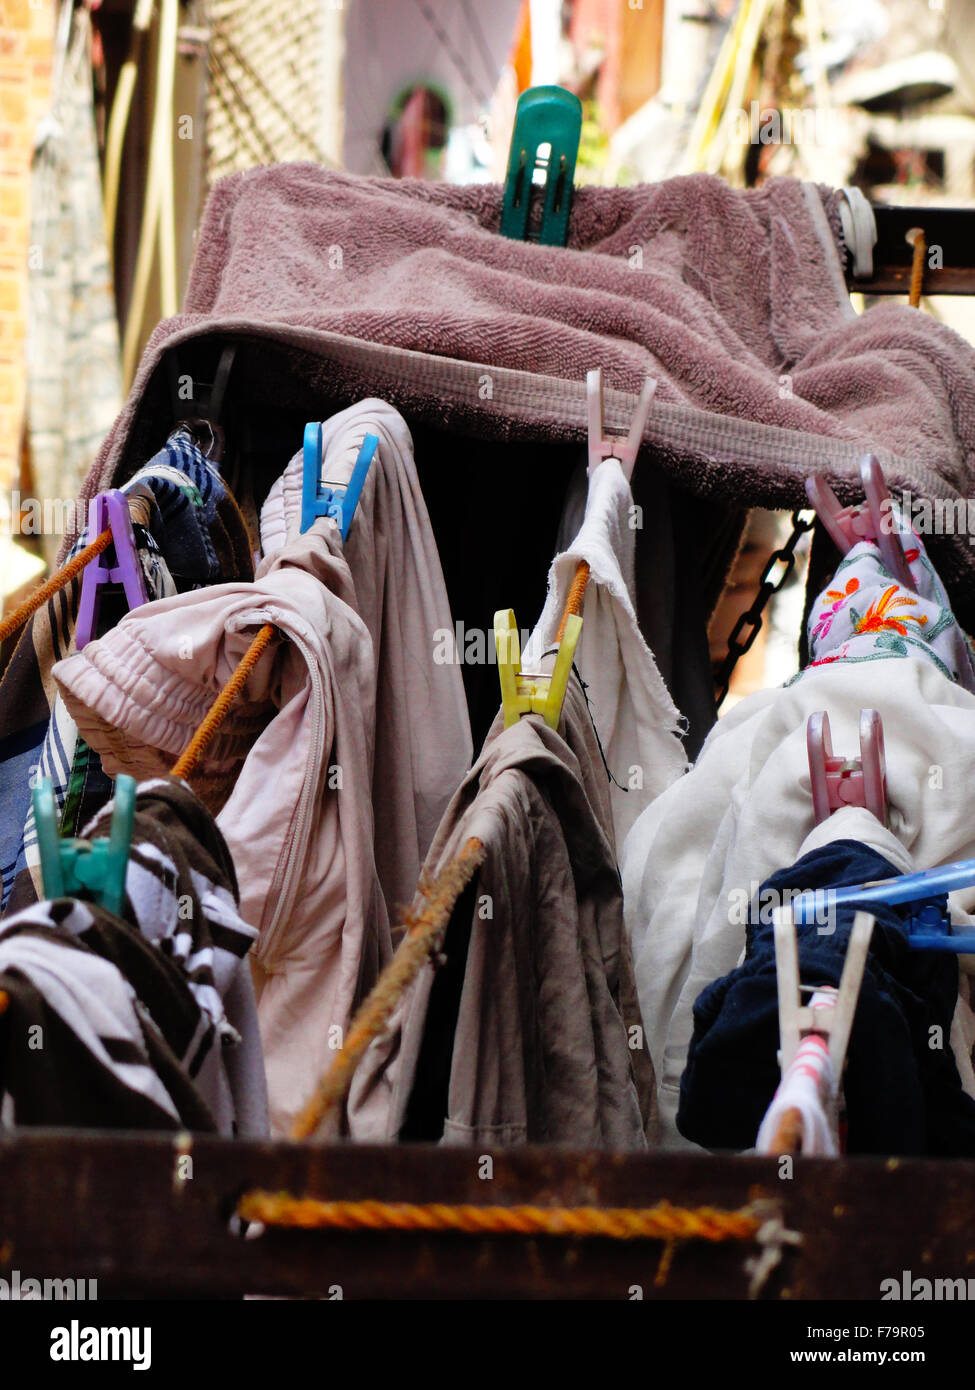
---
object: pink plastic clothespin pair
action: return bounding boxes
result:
[807,709,887,828]
[76,490,148,651]
[586,367,656,481]
[805,453,914,590]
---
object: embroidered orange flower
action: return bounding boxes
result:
[826,578,860,604]
[854,585,928,637]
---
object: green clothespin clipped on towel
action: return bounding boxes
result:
[500,86,582,247]
[33,775,136,916]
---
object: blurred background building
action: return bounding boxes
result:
[2,0,974,694]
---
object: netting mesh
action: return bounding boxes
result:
[204,0,330,187]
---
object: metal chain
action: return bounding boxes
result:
[714,509,816,709]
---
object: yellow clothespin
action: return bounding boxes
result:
[494,608,583,730]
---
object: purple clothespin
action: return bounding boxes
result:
[76,490,148,651]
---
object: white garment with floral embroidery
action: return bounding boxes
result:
[801,500,975,692]
[622,522,975,1150]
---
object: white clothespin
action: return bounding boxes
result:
[772,905,874,1076]
[586,368,656,481]
[837,186,877,281]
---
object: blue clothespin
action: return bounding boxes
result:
[905,901,973,952]
[300,428,379,539]
[500,86,582,247]
[32,774,136,917]
[791,857,975,951]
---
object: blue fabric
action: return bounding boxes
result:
[0,721,48,905]
[678,840,975,1156]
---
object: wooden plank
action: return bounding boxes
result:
[2,1132,975,1298]
[850,264,975,295]
[849,204,975,295]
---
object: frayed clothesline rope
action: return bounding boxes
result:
[237,1193,763,1243]
[290,835,487,1139]
[0,529,111,645]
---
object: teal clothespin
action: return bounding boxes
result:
[500,86,582,247]
[300,427,379,539]
[32,775,136,917]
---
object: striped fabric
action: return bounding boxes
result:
[82,776,267,1136]
[0,902,192,1130]
[0,779,267,1136]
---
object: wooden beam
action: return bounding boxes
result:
[1,1132,974,1299]
[849,204,975,296]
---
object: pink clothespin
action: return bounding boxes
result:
[805,454,914,590]
[807,709,887,827]
[586,368,656,481]
[76,490,148,651]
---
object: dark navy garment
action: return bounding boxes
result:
[678,840,975,1157]
[123,424,245,591]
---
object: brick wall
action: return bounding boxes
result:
[0,0,54,493]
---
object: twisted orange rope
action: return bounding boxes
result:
[908,229,926,308]
[291,835,487,1139]
[770,1106,805,1155]
[237,1193,762,1243]
[0,529,112,645]
[555,560,590,642]
[170,622,276,781]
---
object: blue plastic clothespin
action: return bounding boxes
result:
[32,775,136,917]
[300,428,379,539]
[500,86,582,247]
[906,901,968,952]
[791,857,975,951]
[76,490,149,651]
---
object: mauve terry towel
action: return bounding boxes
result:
[68,167,975,617]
